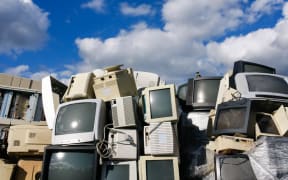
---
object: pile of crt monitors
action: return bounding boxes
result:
[0,74,52,180]
[177,60,288,180]
[38,64,182,180]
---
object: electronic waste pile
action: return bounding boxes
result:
[1,61,288,180]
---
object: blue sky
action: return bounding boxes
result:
[0,0,288,84]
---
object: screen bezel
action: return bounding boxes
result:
[41,145,99,180]
[52,99,105,145]
[215,154,256,180]
[212,98,255,137]
[186,77,221,110]
[255,112,280,139]
[235,73,288,100]
[101,161,137,180]
[139,156,179,180]
[143,84,178,123]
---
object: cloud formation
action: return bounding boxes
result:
[75,0,288,84]
[0,0,49,55]
[120,2,155,16]
[81,0,105,12]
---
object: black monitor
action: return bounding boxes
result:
[186,77,221,110]
[213,98,256,138]
[230,60,276,88]
[215,154,257,180]
[41,145,99,180]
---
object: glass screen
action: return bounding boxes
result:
[216,108,247,130]
[146,160,174,180]
[150,88,172,119]
[48,152,94,180]
[246,75,288,94]
[193,79,220,104]
[219,156,257,180]
[55,102,96,135]
[105,164,129,180]
[256,114,279,134]
[244,64,274,74]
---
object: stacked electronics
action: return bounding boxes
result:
[207,60,288,180]
[0,73,51,180]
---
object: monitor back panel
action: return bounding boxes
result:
[0,159,15,180]
[144,122,178,155]
[111,96,137,128]
[108,129,138,160]
[213,135,254,153]
[7,125,51,155]
[63,72,95,102]
[93,68,137,102]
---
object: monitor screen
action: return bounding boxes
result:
[256,113,279,134]
[193,79,220,104]
[146,160,174,180]
[105,164,129,180]
[42,146,98,180]
[149,88,172,119]
[216,155,257,180]
[215,108,247,130]
[246,75,288,94]
[186,77,221,110]
[55,102,96,135]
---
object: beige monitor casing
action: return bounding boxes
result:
[93,68,137,102]
[63,72,95,102]
[14,159,42,180]
[0,159,16,180]
[7,125,51,156]
[273,105,288,136]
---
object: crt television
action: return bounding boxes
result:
[213,98,256,138]
[235,73,288,100]
[41,145,99,180]
[52,99,106,145]
[142,84,178,123]
[215,154,257,180]
[230,60,276,88]
[138,156,179,180]
[186,77,221,110]
[101,161,137,180]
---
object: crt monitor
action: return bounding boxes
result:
[215,154,257,180]
[142,84,178,123]
[230,60,276,88]
[186,77,221,110]
[41,145,99,180]
[235,73,288,100]
[101,161,137,180]
[139,156,179,180]
[52,99,106,145]
[213,98,256,138]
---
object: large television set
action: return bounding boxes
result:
[41,145,99,180]
[138,156,179,180]
[235,73,288,100]
[101,161,137,180]
[52,99,106,145]
[212,98,256,138]
[142,84,178,123]
[215,154,257,180]
[230,60,276,88]
[186,77,221,110]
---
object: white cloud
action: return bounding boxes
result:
[4,65,29,76]
[283,2,288,18]
[75,0,288,84]
[82,0,105,12]
[120,2,155,16]
[0,0,49,55]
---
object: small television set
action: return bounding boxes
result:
[142,84,178,123]
[230,60,276,88]
[186,77,221,110]
[138,156,179,180]
[41,145,99,180]
[212,98,256,138]
[52,99,106,145]
[215,154,257,180]
[235,73,288,100]
[101,161,137,180]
